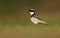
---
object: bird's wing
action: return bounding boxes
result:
[33,17,47,24]
[34,16,43,21]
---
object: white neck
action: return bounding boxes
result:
[29,12,34,15]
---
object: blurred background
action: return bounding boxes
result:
[0,0,60,27]
[0,0,60,38]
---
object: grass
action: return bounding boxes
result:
[0,17,59,31]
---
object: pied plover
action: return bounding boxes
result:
[29,9,48,29]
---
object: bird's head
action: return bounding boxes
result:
[29,9,35,15]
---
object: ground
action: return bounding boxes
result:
[0,25,60,38]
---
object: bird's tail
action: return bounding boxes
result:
[39,21,48,25]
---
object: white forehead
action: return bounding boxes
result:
[29,12,34,15]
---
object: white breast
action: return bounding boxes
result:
[31,17,47,24]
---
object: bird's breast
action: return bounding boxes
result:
[31,17,40,24]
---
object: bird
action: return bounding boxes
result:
[29,9,48,30]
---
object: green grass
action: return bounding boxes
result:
[0,17,59,31]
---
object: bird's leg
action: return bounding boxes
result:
[34,24,39,30]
